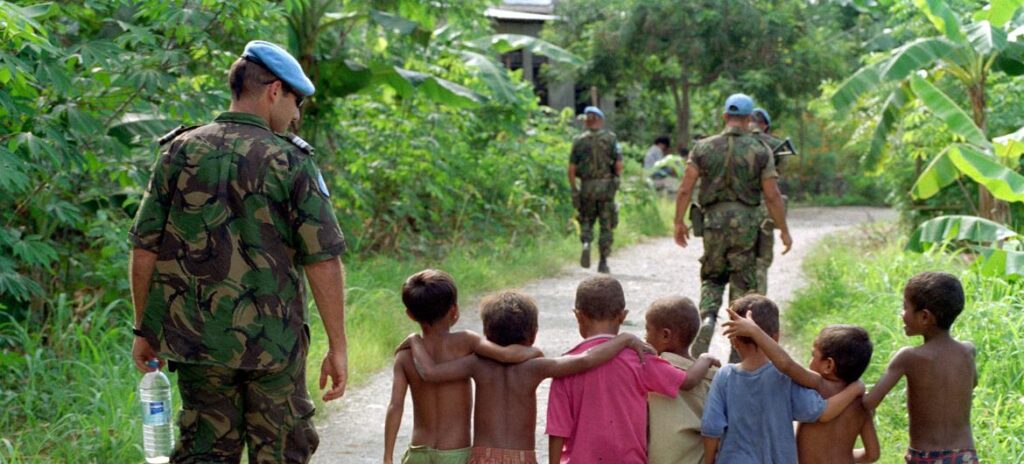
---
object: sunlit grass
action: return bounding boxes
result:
[786,230,1024,463]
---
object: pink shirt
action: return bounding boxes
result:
[546,335,687,463]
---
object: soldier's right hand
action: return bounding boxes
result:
[320,349,348,402]
[780,230,793,255]
[131,336,163,373]
[674,222,690,248]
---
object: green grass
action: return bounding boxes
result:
[0,194,674,463]
[785,226,1024,463]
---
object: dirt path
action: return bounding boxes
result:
[313,206,895,463]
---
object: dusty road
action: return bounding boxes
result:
[313,206,895,463]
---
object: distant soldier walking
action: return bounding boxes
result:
[569,106,623,274]
[129,40,349,462]
[673,94,792,355]
[750,107,787,296]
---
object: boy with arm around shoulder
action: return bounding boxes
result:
[723,311,880,463]
[644,296,720,464]
[702,295,866,464]
[405,290,653,464]
[383,270,542,464]
[862,271,978,464]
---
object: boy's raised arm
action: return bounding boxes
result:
[407,335,475,383]
[467,330,544,363]
[383,354,409,464]
[681,353,720,390]
[703,437,719,464]
[863,347,910,410]
[853,411,881,463]
[819,380,865,422]
[723,308,822,389]
[534,333,652,379]
[548,437,564,464]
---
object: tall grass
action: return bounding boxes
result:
[786,227,1024,463]
[0,192,673,463]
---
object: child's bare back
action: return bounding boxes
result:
[797,380,876,464]
[397,332,476,450]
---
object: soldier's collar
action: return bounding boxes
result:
[722,125,747,136]
[215,112,271,131]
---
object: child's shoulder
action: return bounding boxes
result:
[442,330,482,351]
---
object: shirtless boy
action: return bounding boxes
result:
[384,270,541,464]
[406,290,653,464]
[863,271,978,463]
[724,311,879,463]
[702,295,866,464]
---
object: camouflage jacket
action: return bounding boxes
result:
[751,129,786,174]
[570,129,622,181]
[129,112,346,370]
[688,126,777,209]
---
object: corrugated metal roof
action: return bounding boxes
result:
[485,7,558,22]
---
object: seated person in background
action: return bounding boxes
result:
[383,270,542,464]
[724,312,880,463]
[645,296,719,464]
[702,295,866,464]
[862,271,978,464]
[405,290,652,464]
[644,135,671,173]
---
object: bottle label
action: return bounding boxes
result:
[143,400,170,426]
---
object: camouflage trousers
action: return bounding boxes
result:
[577,196,617,257]
[170,352,318,463]
[755,218,775,295]
[699,203,760,320]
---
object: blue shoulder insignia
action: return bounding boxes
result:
[157,125,199,145]
[280,133,315,155]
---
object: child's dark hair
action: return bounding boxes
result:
[646,296,700,349]
[654,135,671,147]
[904,271,965,330]
[401,269,457,324]
[480,291,539,346]
[575,275,626,320]
[732,295,779,342]
[816,325,873,384]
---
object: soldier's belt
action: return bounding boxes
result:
[704,200,760,214]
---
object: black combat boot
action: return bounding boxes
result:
[580,242,591,268]
[691,315,716,355]
[597,256,610,274]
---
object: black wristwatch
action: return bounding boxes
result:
[132,327,145,337]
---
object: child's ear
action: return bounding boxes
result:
[405,309,416,322]
[823,357,837,376]
[617,310,628,325]
[921,308,937,325]
[660,327,673,343]
[573,308,585,324]
[449,304,460,323]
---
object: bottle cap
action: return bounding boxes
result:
[146,360,159,369]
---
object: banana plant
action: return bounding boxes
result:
[830,0,1024,222]
[907,215,1024,279]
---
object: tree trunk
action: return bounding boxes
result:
[669,78,692,149]
[969,77,1008,222]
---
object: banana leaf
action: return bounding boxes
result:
[914,0,965,42]
[909,75,989,148]
[973,0,1024,27]
[468,34,585,67]
[830,61,882,112]
[910,146,960,199]
[863,85,909,172]
[907,214,1018,252]
[947,144,1024,202]
[965,20,1008,56]
[993,126,1024,163]
[976,246,1024,279]
[880,37,960,81]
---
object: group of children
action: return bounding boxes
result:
[384,269,978,464]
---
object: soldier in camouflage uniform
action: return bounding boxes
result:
[750,108,786,296]
[673,94,793,356]
[129,41,348,463]
[568,106,623,274]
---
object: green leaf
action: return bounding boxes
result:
[830,61,881,112]
[994,41,1024,75]
[913,0,965,42]
[947,144,1024,202]
[906,214,1018,252]
[976,247,1024,279]
[369,9,431,46]
[108,113,179,145]
[993,126,1024,163]
[461,51,519,103]
[911,146,960,199]
[469,34,585,67]
[964,20,1008,56]
[909,75,989,148]
[863,85,909,172]
[880,37,959,81]
[973,0,1024,28]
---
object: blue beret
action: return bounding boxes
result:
[724,94,754,116]
[583,106,605,119]
[241,40,315,97]
[753,108,771,128]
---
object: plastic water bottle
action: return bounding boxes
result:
[139,360,173,463]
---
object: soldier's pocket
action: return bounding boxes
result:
[284,392,319,462]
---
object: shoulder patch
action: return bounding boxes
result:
[157,125,200,146]
[280,133,315,155]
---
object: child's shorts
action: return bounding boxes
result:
[402,445,471,464]
[905,447,979,464]
[467,447,538,464]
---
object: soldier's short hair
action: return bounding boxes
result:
[815,325,873,384]
[646,296,700,349]
[480,291,539,346]
[575,275,626,320]
[731,294,779,341]
[402,269,458,325]
[904,271,964,329]
[228,57,280,100]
